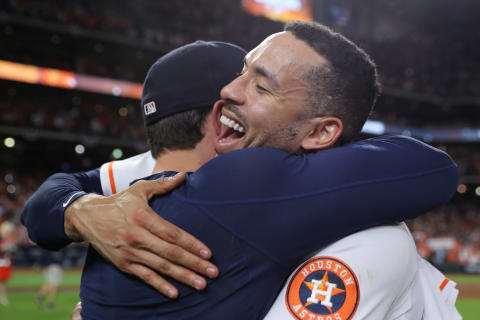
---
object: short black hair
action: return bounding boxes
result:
[285,21,381,142]
[146,108,210,158]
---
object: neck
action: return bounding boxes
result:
[152,138,216,174]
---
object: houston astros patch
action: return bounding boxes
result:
[286,256,359,320]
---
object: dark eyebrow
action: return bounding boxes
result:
[244,57,280,90]
[253,65,280,90]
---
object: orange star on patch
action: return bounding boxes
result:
[304,271,346,313]
[285,256,359,320]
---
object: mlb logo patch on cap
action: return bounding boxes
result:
[140,41,246,126]
[144,101,156,115]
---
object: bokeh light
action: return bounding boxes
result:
[4,137,15,148]
[112,148,123,159]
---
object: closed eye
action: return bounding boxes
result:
[256,84,268,93]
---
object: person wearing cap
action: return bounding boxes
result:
[22,22,459,319]
[23,40,247,297]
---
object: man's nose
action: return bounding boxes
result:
[220,76,245,105]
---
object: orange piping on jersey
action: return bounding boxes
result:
[439,278,449,291]
[108,161,117,194]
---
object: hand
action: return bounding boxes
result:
[64,173,218,298]
[71,301,82,320]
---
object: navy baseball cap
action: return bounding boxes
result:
[141,41,247,126]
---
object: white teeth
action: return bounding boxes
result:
[220,114,245,133]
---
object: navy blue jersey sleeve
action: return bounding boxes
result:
[172,135,458,266]
[21,168,102,250]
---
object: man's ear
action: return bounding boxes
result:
[300,117,343,151]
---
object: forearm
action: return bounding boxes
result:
[186,135,458,263]
[22,158,217,295]
[190,135,458,221]
[64,193,105,242]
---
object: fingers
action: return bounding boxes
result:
[82,173,218,298]
[134,173,186,200]
[126,173,213,262]
[139,211,214,261]
[138,230,218,277]
[71,301,82,320]
[127,263,179,298]
[129,247,212,292]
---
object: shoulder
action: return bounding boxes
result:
[324,223,415,256]
[273,224,419,320]
[99,152,156,195]
[317,224,418,284]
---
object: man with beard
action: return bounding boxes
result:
[23,21,459,319]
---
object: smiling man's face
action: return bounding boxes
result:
[213,31,329,154]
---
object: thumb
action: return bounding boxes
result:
[145,172,186,200]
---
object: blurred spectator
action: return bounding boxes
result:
[0,170,87,270]
[0,221,16,306]
[36,251,63,309]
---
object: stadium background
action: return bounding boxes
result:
[0,0,479,318]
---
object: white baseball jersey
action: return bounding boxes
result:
[100,153,461,320]
[99,151,155,196]
[264,223,461,320]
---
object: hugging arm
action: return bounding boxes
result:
[184,135,458,264]
[21,170,217,298]
[21,169,100,250]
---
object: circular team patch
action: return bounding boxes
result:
[285,256,359,320]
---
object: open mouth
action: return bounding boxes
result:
[218,114,245,143]
[213,100,246,152]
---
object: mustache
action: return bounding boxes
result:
[222,103,247,126]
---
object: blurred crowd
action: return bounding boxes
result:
[445,145,480,177]
[366,34,480,98]
[0,169,41,229]
[1,0,479,97]
[3,86,479,176]
[0,168,44,250]
[408,201,480,272]
[0,169,86,269]
[0,85,145,141]
[0,0,276,51]
[0,0,279,82]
